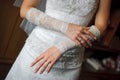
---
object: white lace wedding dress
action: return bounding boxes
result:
[5,0,99,80]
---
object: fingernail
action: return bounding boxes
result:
[30,64,33,67]
[40,72,42,74]
[81,41,84,43]
[34,70,37,73]
[90,44,92,47]
[40,71,43,74]
[94,37,97,40]
[46,71,49,74]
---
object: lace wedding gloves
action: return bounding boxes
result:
[88,25,100,41]
[54,38,76,54]
[26,7,100,54]
[54,25,101,54]
[26,8,68,34]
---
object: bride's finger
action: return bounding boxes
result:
[40,60,51,74]
[79,34,92,47]
[77,37,82,47]
[34,59,47,73]
[47,60,56,73]
[82,27,90,30]
[80,40,86,47]
[83,30,96,40]
[77,36,86,47]
[31,55,44,67]
[73,37,81,46]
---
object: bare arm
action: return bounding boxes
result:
[20,0,41,18]
[95,0,111,34]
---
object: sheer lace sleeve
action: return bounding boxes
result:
[26,8,100,54]
[26,8,68,34]
[54,38,77,54]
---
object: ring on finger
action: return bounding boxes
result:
[78,37,82,41]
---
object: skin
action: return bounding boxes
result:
[20,0,111,74]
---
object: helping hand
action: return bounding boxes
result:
[66,23,96,48]
[31,46,62,74]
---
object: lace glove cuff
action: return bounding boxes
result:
[54,39,77,54]
[26,8,68,34]
[53,25,100,54]
[88,25,100,41]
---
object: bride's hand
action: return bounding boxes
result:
[66,23,96,47]
[31,46,62,74]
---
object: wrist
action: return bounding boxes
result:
[54,39,76,54]
[60,22,69,34]
[88,25,100,41]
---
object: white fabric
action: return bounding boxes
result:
[5,32,81,80]
[54,38,76,54]
[89,25,100,41]
[5,0,99,80]
[26,7,69,34]
[26,0,100,53]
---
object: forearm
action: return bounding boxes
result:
[54,38,77,54]
[88,0,111,41]
[95,0,111,34]
[25,8,68,34]
[20,0,69,34]
[20,0,41,18]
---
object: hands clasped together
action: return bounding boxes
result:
[30,23,97,74]
[26,8,99,74]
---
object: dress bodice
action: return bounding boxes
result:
[46,0,99,26]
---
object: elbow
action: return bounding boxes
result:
[95,22,108,34]
[20,6,27,18]
[20,7,26,19]
[20,6,32,19]
[95,18,110,34]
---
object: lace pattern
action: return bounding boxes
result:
[5,0,100,80]
[26,8,68,34]
[25,26,84,68]
[25,0,99,68]
[46,0,99,16]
